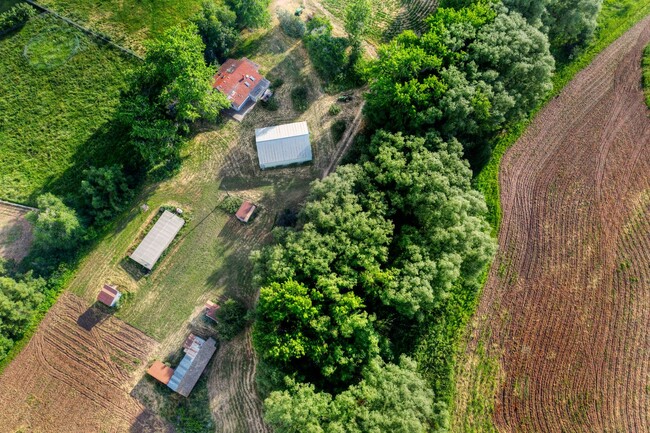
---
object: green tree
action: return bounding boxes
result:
[344,0,371,46]
[192,1,239,64]
[80,165,133,226]
[214,298,249,340]
[253,279,380,387]
[364,3,554,148]
[264,356,438,433]
[28,194,83,254]
[304,19,350,83]
[0,274,46,359]
[119,24,230,168]
[543,0,602,57]
[226,0,270,29]
[277,9,306,38]
[361,131,496,318]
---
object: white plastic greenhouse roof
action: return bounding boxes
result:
[255,121,312,169]
[130,210,185,270]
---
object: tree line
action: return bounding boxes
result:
[251,0,603,431]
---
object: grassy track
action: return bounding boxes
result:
[0,14,133,204]
[37,0,203,53]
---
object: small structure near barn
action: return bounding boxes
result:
[130,210,185,270]
[147,361,175,385]
[166,334,217,397]
[255,121,312,169]
[97,284,121,307]
[214,58,271,114]
[204,301,220,322]
[235,201,256,223]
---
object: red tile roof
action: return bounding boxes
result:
[97,284,120,307]
[235,202,256,223]
[213,58,264,108]
[204,301,220,322]
[147,361,175,385]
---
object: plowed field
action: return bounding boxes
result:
[459,15,650,432]
[0,293,171,433]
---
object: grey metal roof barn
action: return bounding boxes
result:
[130,210,185,270]
[255,121,312,169]
[167,335,217,397]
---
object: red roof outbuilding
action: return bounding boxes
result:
[97,284,121,307]
[235,201,256,223]
[147,361,175,385]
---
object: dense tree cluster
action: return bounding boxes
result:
[119,24,230,169]
[0,268,46,359]
[79,165,133,226]
[265,356,443,433]
[226,0,271,29]
[192,1,239,64]
[364,2,554,148]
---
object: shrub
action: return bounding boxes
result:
[261,96,279,111]
[219,195,243,213]
[0,4,37,34]
[214,299,249,340]
[330,119,347,142]
[27,193,84,255]
[277,9,306,38]
[270,77,285,89]
[329,104,341,116]
[80,165,133,226]
[291,86,309,112]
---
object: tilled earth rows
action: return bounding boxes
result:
[0,293,170,433]
[462,15,650,433]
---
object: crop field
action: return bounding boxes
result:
[36,0,202,53]
[0,293,171,432]
[0,14,133,204]
[0,202,33,262]
[455,15,650,433]
[317,0,438,41]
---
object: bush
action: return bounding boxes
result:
[291,86,309,112]
[277,9,306,38]
[80,165,133,226]
[270,77,285,89]
[219,195,243,213]
[0,3,37,34]
[261,96,279,111]
[27,194,84,255]
[328,104,341,116]
[214,299,249,340]
[330,119,347,142]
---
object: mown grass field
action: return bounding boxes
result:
[0,14,134,204]
[37,0,203,53]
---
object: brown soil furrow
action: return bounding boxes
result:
[460,15,650,433]
[0,292,171,433]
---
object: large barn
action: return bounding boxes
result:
[130,210,185,270]
[255,121,312,169]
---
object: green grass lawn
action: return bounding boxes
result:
[37,0,203,53]
[0,14,134,204]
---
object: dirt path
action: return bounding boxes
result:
[456,16,650,432]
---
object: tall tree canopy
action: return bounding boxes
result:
[28,193,83,254]
[192,1,239,64]
[79,165,133,225]
[364,2,554,148]
[119,24,230,168]
[226,0,271,29]
[264,356,439,433]
[0,274,46,359]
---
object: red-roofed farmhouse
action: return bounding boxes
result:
[213,58,271,113]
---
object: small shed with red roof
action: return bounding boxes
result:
[97,284,121,307]
[204,301,220,322]
[147,361,175,385]
[235,201,256,223]
[213,58,271,112]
